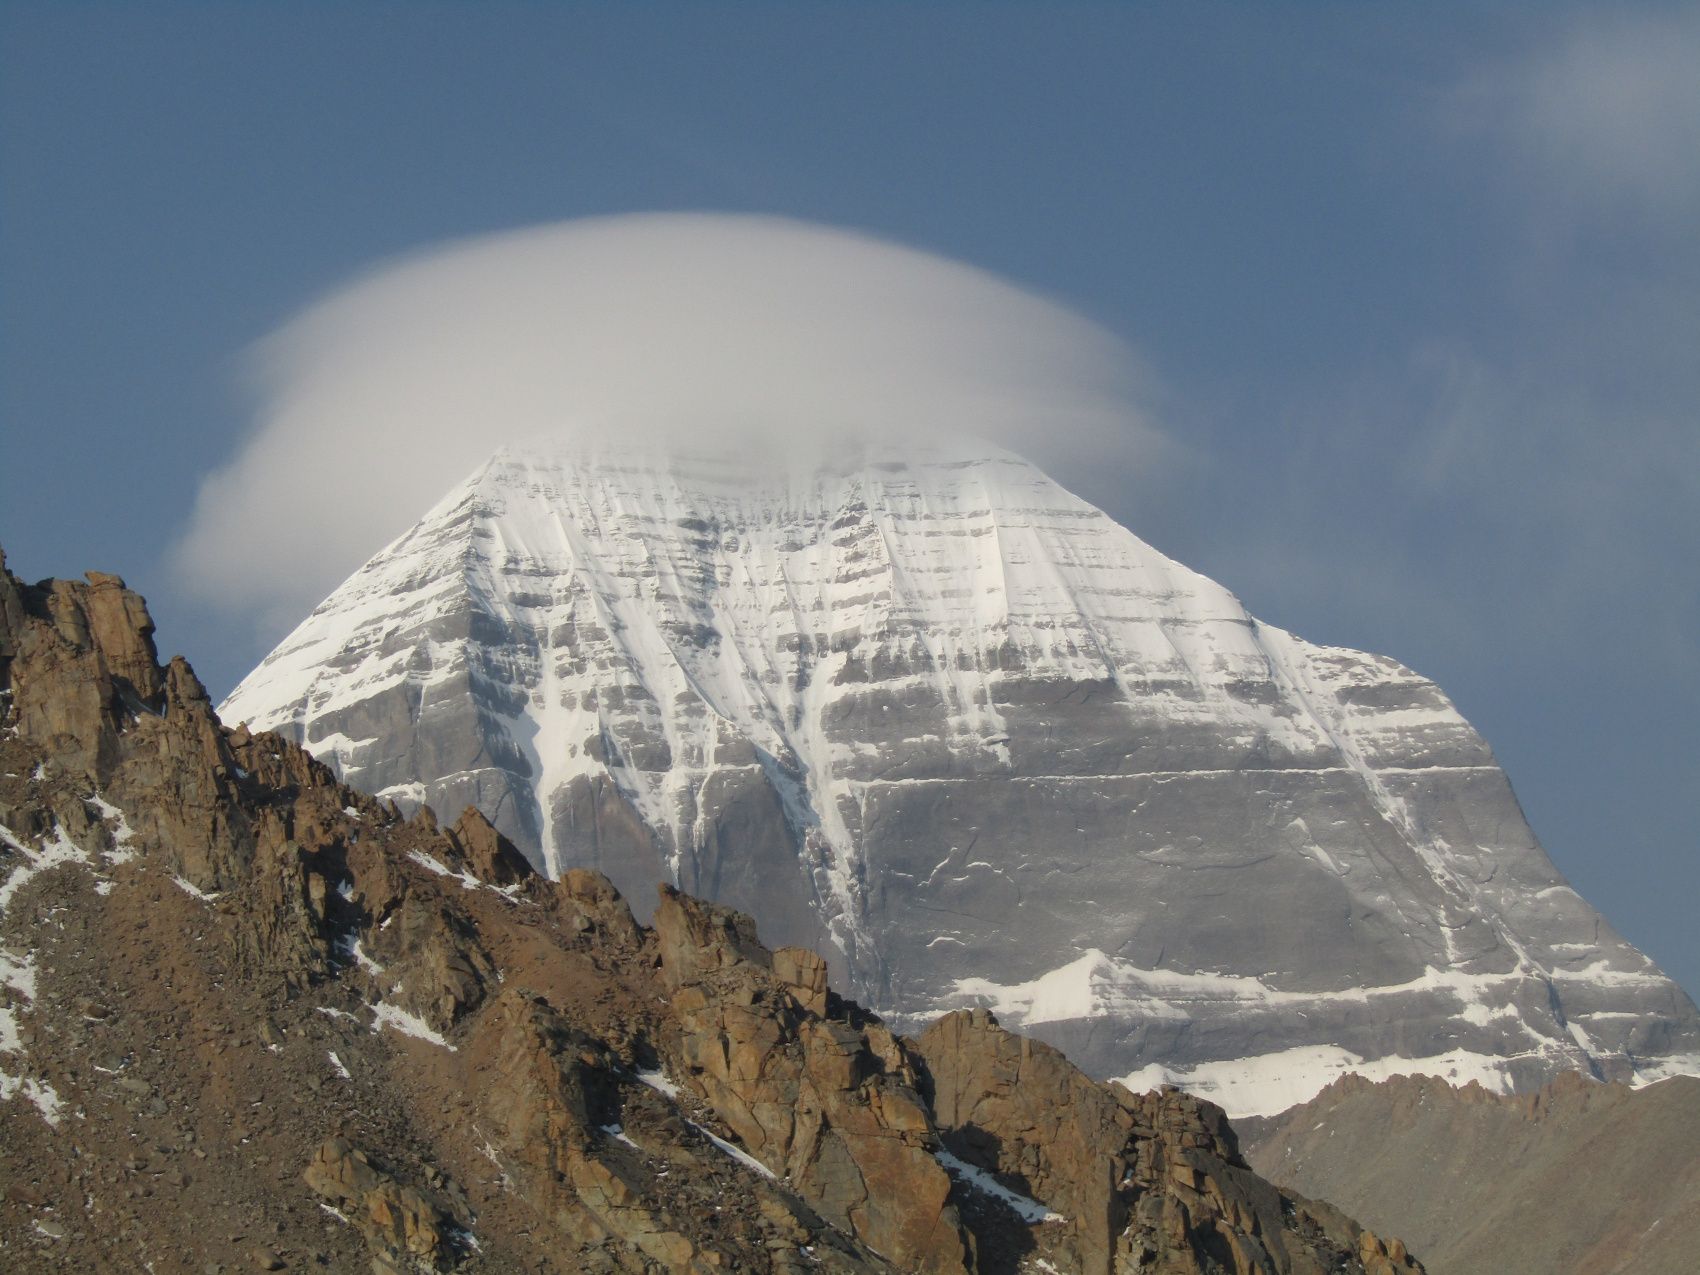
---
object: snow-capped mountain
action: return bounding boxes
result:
[221,440,1700,1115]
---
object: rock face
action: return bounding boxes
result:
[918,1008,1420,1275]
[654,883,972,1273]
[218,442,1700,1113]
[303,1136,466,1273]
[1,548,1424,1273]
[1240,1070,1700,1275]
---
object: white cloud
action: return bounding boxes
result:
[1450,8,1700,227]
[171,213,1164,628]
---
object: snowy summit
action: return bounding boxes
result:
[221,439,1700,1116]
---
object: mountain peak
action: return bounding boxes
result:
[220,444,1700,1115]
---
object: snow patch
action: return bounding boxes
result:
[935,1149,1064,1223]
[1629,1052,1700,1088]
[635,1067,682,1099]
[1118,1044,1519,1119]
[170,875,220,903]
[1,821,90,915]
[344,937,384,977]
[599,1123,643,1152]
[407,847,524,902]
[86,795,138,864]
[370,1001,455,1050]
[0,948,37,1001]
[408,848,480,890]
[0,1070,63,1125]
[689,1119,776,1179]
[949,948,1589,1051]
[0,1005,20,1053]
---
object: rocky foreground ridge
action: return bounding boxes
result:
[0,552,1425,1272]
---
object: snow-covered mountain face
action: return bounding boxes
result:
[222,441,1700,1116]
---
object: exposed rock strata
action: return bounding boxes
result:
[1,548,1422,1273]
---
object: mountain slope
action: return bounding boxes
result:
[0,548,1424,1274]
[220,441,1700,1114]
[1240,1071,1700,1275]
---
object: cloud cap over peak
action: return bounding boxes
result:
[173,213,1163,627]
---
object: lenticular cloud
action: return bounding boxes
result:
[172,212,1161,626]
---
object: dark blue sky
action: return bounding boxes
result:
[4,2,1696,997]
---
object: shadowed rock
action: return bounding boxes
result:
[920,1007,1425,1275]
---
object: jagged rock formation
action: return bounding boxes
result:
[655,884,970,1272]
[1,546,1422,1272]
[218,441,1700,1113]
[918,1009,1419,1275]
[303,1136,467,1273]
[1240,1070,1700,1275]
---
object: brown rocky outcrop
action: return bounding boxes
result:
[0,561,261,892]
[468,990,696,1268]
[223,836,338,987]
[655,885,973,1273]
[919,1007,1426,1275]
[303,1136,464,1272]
[653,881,773,985]
[0,548,1431,1275]
[773,945,829,1017]
[459,986,917,1273]
[550,866,645,949]
[444,807,534,886]
[362,887,499,1032]
[1,564,164,772]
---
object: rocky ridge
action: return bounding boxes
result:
[0,548,1425,1272]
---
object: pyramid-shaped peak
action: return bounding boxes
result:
[220,440,1700,1116]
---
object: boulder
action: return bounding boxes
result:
[445,806,533,886]
[303,1136,458,1271]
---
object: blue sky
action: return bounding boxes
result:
[3,2,1696,997]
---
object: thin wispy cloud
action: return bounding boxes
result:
[171,214,1166,630]
[1228,9,1700,660]
[1448,7,1700,229]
